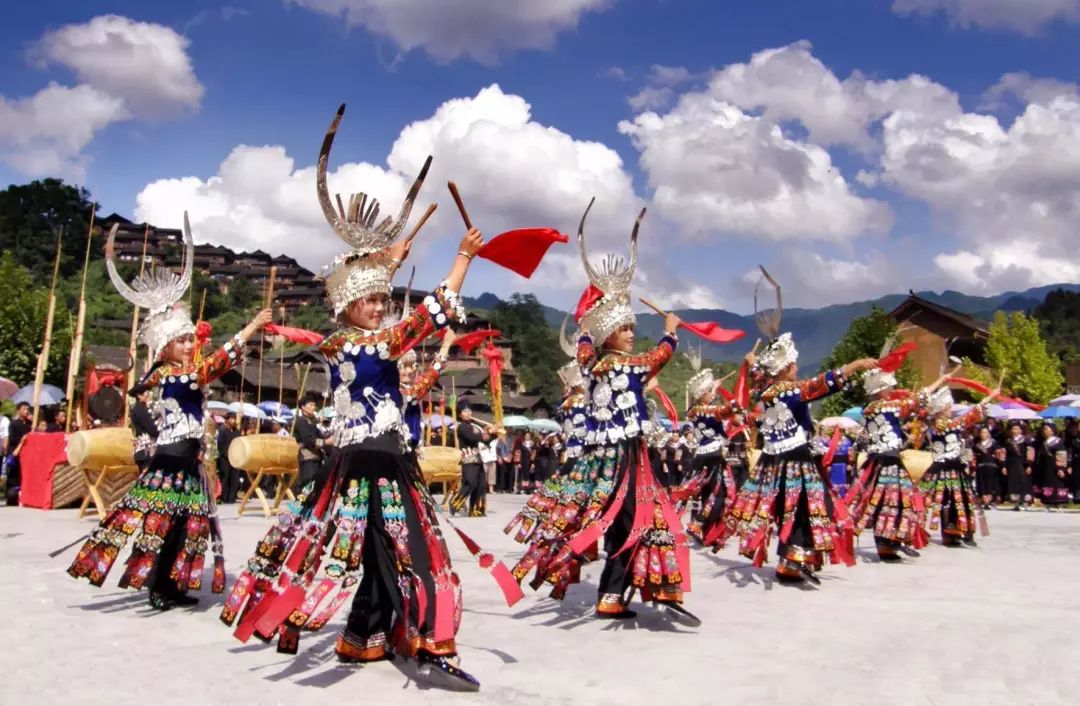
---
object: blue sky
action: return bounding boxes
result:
[3,0,1080,313]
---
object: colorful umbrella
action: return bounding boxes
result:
[1048,394,1080,406]
[1039,406,1080,419]
[206,400,231,413]
[12,384,65,406]
[820,416,860,429]
[257,401,293,419]
[227,402,266,419]
[0,376,19,401]
[841,407,864,423]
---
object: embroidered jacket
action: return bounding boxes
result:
[862,390,925,454]
[759,370,850,455]
[688,401,737,455]
[320,284,464,449]
[929,404,986,462]
[577,333,676,447]
[558,391,590,459]
[139,335,245,447]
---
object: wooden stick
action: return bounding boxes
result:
[31,229,63,428]
[277,309,285,413]
[446,182,473,229]
[197,288,208,322]
[256,267,277,406]
[65,205,96,432]
[403,203,437,246]
[264,266,277,309]
[639,297,666,316]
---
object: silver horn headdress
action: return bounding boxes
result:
[685,345,715,403]
[106,213,195,360]
[863,326,913,396]
[753,266,797,377]
[319,104,433,316]
[557,314,584,389]
[576,197,643,346]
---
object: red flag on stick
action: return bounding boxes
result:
[477,228,568,278]
[436,328,501,355]
[264,323,324,346]
[650,385,679,426]
[678,320,746,344]
[876,342,917,373]
[946,376,1046,411]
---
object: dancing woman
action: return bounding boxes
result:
[68,214,271,610]
[731,270,876,585]
[919,387,996,546]
[673,350,750,552]
[219,105,484,691]
[537,199,695,623]
[843,353,955,562]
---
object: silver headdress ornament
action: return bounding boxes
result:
[106,213,196,360]
[557,314,584,389]
[318,104,433,316]
[927,386,954,415]
[685,345,715,402]
[754,266,797,376]
[577,197,643,347]
[863,326,914,396]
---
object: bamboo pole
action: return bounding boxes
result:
[125,225,152,418]
[65,206,96,431]
[256,267,277,406]
[277,309,285,411]
[289,363,312,435]
[31,229,64,428]
[451,377,459,450]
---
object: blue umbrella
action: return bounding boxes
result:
[12,384,65,406]
[841,407,864,422]
[656,418,674,432]
[1039,406,1079,419]
[502,415,532,428]
[258,401,293,419]
[227,402,266,419]
[530,418,561,434]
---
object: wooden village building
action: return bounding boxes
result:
[888,293,991,390]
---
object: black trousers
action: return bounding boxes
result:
[297,459,322,491]
[495,462,513,492]
[219,463,242,503]
[4,457,20,505]
[454,463,486,515]
[343,448,439,646]
[147,514,189,597]
[598,449,639,598]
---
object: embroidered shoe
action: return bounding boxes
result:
[417,653,481,692]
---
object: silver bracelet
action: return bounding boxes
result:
[457,250,473,260]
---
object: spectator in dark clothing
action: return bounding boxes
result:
[495,429,513,492]
[217,413,242,503]
[293,394,328,491]
[6,402,32,506]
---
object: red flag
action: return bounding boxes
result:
[650,385,679,426]
[946,376,1046,411]
[734,359,750,408]
[574,284,605,324]
[477,228,568,278]
[822,425,844,468]
[452,328,500,355]
[678,320,745,344]
[877,341,917,373]
[264,323,323,346]
[716,387,735,402]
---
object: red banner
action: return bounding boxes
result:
[264,323,324,346]
[477,228,568,278]
[678,320,745,344]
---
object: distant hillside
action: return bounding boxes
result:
[469,284,1080,370]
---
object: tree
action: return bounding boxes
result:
[489,293,563,404]
[0,179,98,281]
[0,254,72,387]
[1033,289,1080,370]
[818,306,920,418]
[228,276,260,311]
[983,311,1063,404]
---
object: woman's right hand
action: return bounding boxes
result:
[458,228,484,258]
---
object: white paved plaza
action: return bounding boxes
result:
[3,495,1079,706]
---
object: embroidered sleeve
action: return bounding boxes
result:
[797,369,847,402]
[577,333,597,369]
[618,335,677,380]
[197,335,245,385]
[701,401,734,421]
[403,355,445,401]
[392,283,466,357]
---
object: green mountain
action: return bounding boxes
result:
[467,283,1080,370]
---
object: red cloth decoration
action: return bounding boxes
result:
[441,328,501,355]
[734,360,750,408]
[574,285,605,325]
[678,320,745,344]
[822,426,844,469]
[650,385,679,426]
[716,387,735,402]
[477,228,568,278]
[264,323,324,346]
[876,341,917,373]
[447,522,524,606]
[946,376,1046,411]
[17,432,69,509]
[196,320,212,342]
[86,367,126,397]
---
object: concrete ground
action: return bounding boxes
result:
[3,495,1079,706]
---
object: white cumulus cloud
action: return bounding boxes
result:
[32,14,203,118]
[287,0,612,64]
[892,0,1080,35]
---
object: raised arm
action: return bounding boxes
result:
[198,308,273,385]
